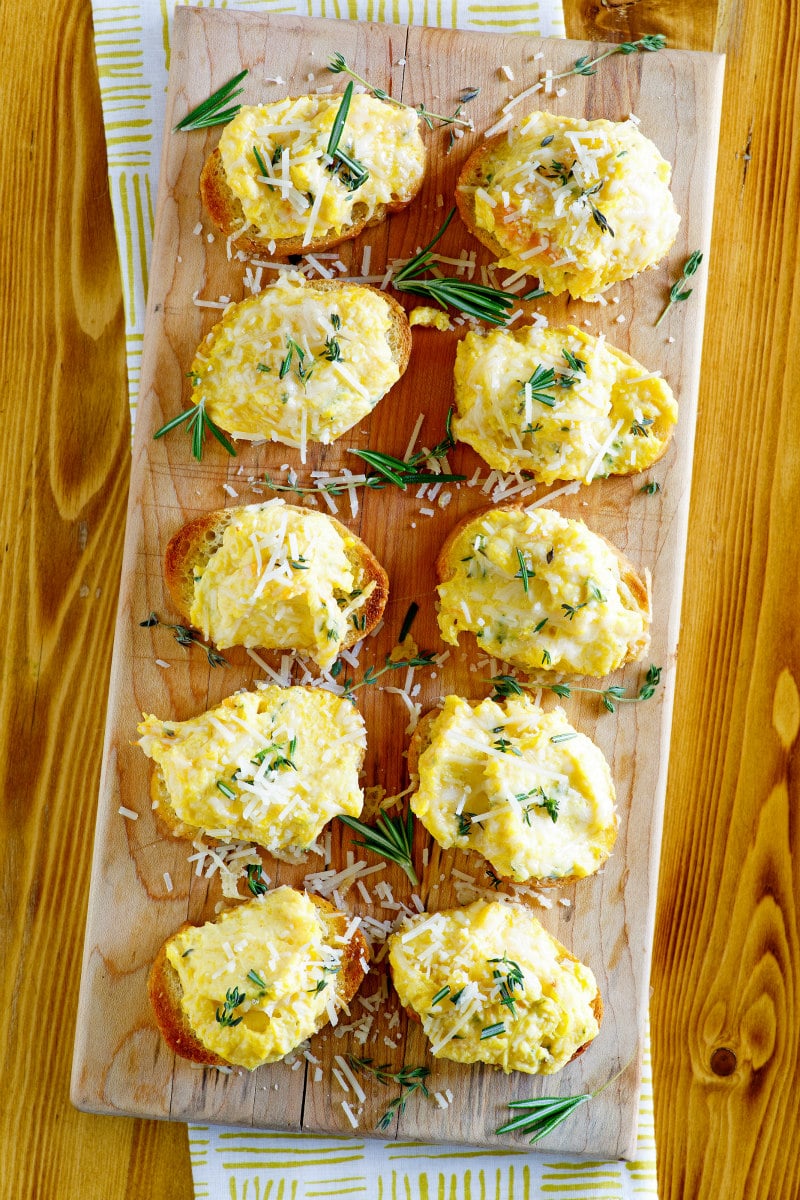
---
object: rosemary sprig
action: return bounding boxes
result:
[490,663,662,713]
[349,447,466,490]
[549,33,666,84]
[338,808,418,885]
[347,1055,431,1131]
[139,612,228,668]
[655,250,703,326]
[215,986,246,1027]
[174,69,248,131]
[153,397,236,463]
[329,53,472,129]
[496,1058,632,1143]
[391,208,514,325]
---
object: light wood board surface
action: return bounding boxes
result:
[18,0,800,1194]
[68,7,722,1157]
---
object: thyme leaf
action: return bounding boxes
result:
[139,612,228,668]
[655,249,703,326]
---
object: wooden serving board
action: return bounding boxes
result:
[71,6,724,1157]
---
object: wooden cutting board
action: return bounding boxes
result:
[71,6,724,1157]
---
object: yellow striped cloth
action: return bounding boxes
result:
[89,3,659,1196]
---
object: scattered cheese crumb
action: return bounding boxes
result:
[118,806,138,820]
[500,64,514,81]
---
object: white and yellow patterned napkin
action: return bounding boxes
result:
[89,3,658,1196]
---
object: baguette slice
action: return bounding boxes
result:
[164,501,388,669]
[407,696,617,885]
[456,111,680,299]
[139,683,366,853]
[148,890,369,1068]
[187,275,411,445]
[202,147,421,257]
[436,502,650,677]
[388,898,602,1074]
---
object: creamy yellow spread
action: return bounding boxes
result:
[410,694,616,881]
[189,501,376,670]
[389,899,599,1074]
[453,323,677,482]
[167,889,351,1069]
[468,111,680,298]
[218,95,425,242]
[436,505,649,676]
[192,273,402,445]
[138,686,365,851]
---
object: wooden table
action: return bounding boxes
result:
[1,1,796,1196]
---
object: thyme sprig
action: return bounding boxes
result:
[338,808,418,885]
[329,53,472,129]
[340,651,437,698]
[391,208,514,325]
[174,69,248,131]
[347,1055,431,1131]
[153,397,236,463]
[549,34,666,84]
[496,1058,632,1143]
[140,612,228,668]
[655,250,703,326]
[215,986,246,1027]
[490,664,662,713]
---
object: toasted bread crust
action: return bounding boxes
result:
[163,504,389,656]
[455,139,513,262]
[148,892,370,1068]
[201,146,424,257]
[435,502,650,670]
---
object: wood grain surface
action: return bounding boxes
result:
[66,5,722,1158]
[2,0,799,1195]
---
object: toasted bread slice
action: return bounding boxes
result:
[407,695,617,885]
[164,501,389,669]
[138,684,366,852]
[452,323,678,483]
[436,502,650,676]
[187,274,411,445]
[388,898,602,1074]
[148,890,370,1069]
[456,111,680,299]
[202,148,420,257]
[200,93,426,256]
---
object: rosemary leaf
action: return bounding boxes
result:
[338,810,418,885]
[174,70,248,132]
